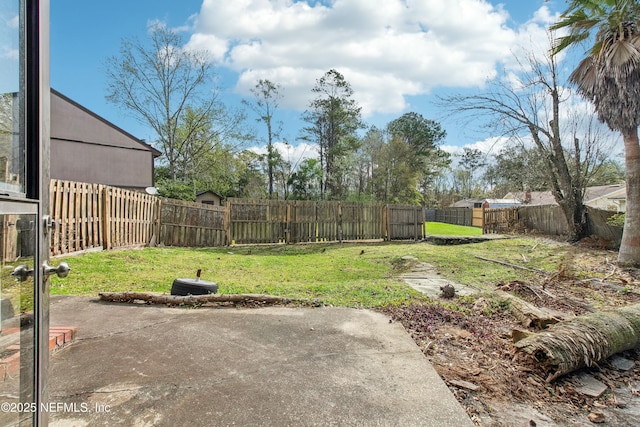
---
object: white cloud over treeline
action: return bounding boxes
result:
[185,0,556,118]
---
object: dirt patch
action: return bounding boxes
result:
[378,243,640,426]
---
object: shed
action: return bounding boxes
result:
[196,190,224,206]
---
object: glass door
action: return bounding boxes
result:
[0,0,50,425]
[0,205,37,426]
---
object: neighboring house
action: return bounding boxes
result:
[196,190,224,206]
[506,184,626,212]
[450,198,521,209]
[584,184,626,212]
[503,191,557,206]
[450,198,485,209]
[50,89,161,191]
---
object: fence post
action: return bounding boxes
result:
[224,199,231,246]
[314,201,319,243]
[384,204,390,241]
[286,202,292,244]
[414,206,419,241]
[150,197,161,247]
[338,202,343,243]
[102,186,111,250]
[482,206,486,234]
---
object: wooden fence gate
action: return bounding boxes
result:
[388,205,424,241]
[483,208,518,234]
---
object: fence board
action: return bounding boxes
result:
[227,199,288,244]
[483,208,518,234]
[472,208,484,227]
[317,202,339,242]
[1,214,18,262]
[482,205,622,248]
[586,207,623,248]
[225,199,420,245]
[50,180,104,255]
[49,180,157,255]
[158,198,226,247]
[519,205,570,236]
[49,181,424,252]
[432,208,473,227]
[388,205,424,240]
[289,201,317,243]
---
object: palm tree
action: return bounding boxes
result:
[551,0,640,266]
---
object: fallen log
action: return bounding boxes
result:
[475,256,551,275]
[496,290,571,329]
[514,303,640,382]
[98,292,323,307]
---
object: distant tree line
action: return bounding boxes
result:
[105,24,624,214]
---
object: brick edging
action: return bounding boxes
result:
[1,326,77,380]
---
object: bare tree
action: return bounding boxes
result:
[243,79,283,199]
[441,38,617,241]
[105,24,248,180]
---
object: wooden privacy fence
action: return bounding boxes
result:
[49,180,425,255]
[225,199,422,245]
[50,180,159,255]
[388,205,424,241]
[428,208,473,227]
[158,198,226,247]
[518,205,570,236]
[483,208,519,234]
[482,205,623,247]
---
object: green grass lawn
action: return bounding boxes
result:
[51,237,580,307]
[425,222,482,236]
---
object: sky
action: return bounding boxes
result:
[46,0,574,166]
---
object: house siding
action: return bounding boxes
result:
[50,90,158,189]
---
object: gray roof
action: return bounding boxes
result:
[506,184,626,206]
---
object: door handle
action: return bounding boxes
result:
[43,261,71,279]
[11,264,34,282]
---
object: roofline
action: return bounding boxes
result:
[196,190,224,198]
[51,88,162,158]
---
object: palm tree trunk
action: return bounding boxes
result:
[618,127,640,267]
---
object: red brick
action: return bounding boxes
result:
[52,332,64,347]
[50,326,78,342]
[1,352,21,377]
[1,327,19,336]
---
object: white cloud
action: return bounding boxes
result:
[505,5,563,72]
[249,140,318,170]
[276,141,318,167]
[1,47,18,60]
[442,135,509,156]
[8,15,19,29]
[186,0,544,116]
[1,15,19,60]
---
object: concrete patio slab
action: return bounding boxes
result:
[47,296,474,427]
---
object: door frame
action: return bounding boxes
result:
[25,0,50,424]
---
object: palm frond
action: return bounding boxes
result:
[605,39,640,70]
[570,57,598,94]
